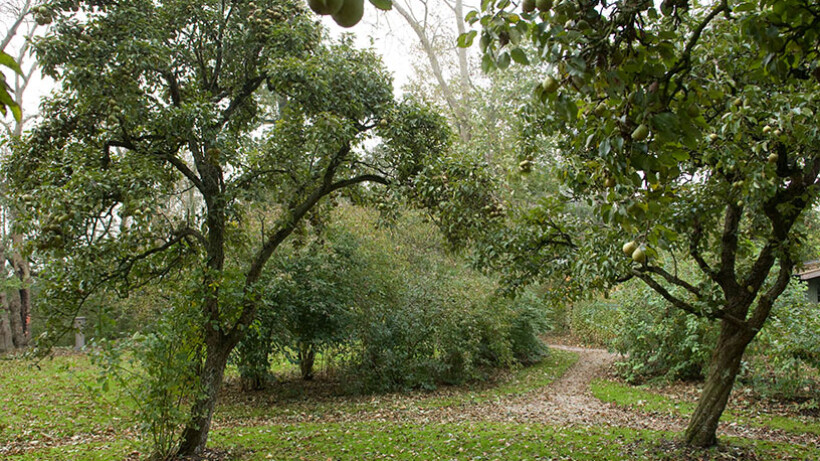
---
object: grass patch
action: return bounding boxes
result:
[0,352,132,447]
[207,421,817,460]
[591,379,820,436]
[420,347,578,408]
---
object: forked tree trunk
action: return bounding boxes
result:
[177,339,233,456]
[684,319,755,447]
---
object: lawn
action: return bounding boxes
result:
[1,348,818,460]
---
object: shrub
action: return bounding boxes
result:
[234,205,552,393]
[93,301,204,460]
[235,231,359,386]
[744,281,820,400]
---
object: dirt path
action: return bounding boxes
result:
[221,345,819,448]
[426,344,819,448]
[417,345,686,433]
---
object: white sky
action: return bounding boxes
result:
[2,1,476,126]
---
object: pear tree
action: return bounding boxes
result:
[466,0,820,447]
[7,0,448,455]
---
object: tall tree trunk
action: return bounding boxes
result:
[0,241,11,353]
[684,319,754,447]
[10,232,31,346]
[0,300,12,353]
[177,338,233,456]
[7,293,25,348]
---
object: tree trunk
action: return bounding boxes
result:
[7,285,25,348]
[177,339,233,456]
[684,319,754,447]
[299,342,315,381]
[11,233,31,347]
[0,293,13,353]
[0,240,11,353]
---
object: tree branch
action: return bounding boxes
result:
[632,269,748,330]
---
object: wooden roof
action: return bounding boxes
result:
[797,260,820,281]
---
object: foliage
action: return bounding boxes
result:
[335,206,550,392]
[571,275,820,395]
[233,205,550,393]
[0,50,22,121]
[6,0,452,453]
[236,229,359,385]
[608,279,716,383]
[744,281,820,400]
[464,0,820,445]
[93,300,205,460]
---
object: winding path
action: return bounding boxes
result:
[435,344,819,448]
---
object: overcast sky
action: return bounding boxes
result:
[2,1,480,125]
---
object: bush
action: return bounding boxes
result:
[337,206,550,392]
[235,231,359,386]
[743,281,820,400]
[234,205,552,393]
[610,279,716,383]
[93,301,204,460]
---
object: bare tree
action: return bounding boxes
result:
[390,0,474,143]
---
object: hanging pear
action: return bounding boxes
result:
[331,0,364,27]
[307,0,344,15]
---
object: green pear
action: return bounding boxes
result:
[331,0,364,27]
[623,241,638,257]
[632,247,646,264]
[536,0,553,11]
[631,124,649,141]
[522,0,536,13]
[542,75,559,93]
[307,0,344,15]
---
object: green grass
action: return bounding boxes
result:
[3,350,817,460]
[420,348,579,408]
[591,378,820,436]
[0,353,132,447]
[208,422,817,460]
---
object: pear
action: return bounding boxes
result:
[331,0,364,27]
[307,0,343,15]
[536,0,553,11]
[632,247,646,264]
[522,0,536,13]
[542,75,559,93]
[623,241,638,257]
[631,124,649,141]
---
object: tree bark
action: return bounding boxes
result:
[7,292,25,348]
[177,338,233,456]
[684,319,754,447]
[0,241,11,353]
[299,342,316,380]
[10,232,30,346]
[0,300,12,353]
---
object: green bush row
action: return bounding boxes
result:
[234,206,551,392]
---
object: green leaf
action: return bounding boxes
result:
[510,48,529,65]
[369,0,392,10]
[497,51,511,70]
[458,30,478,48]
[0,51,22,75]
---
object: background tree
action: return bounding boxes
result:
[7,0,448,455]
[469,0,820,447]
[0,0,42,352]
